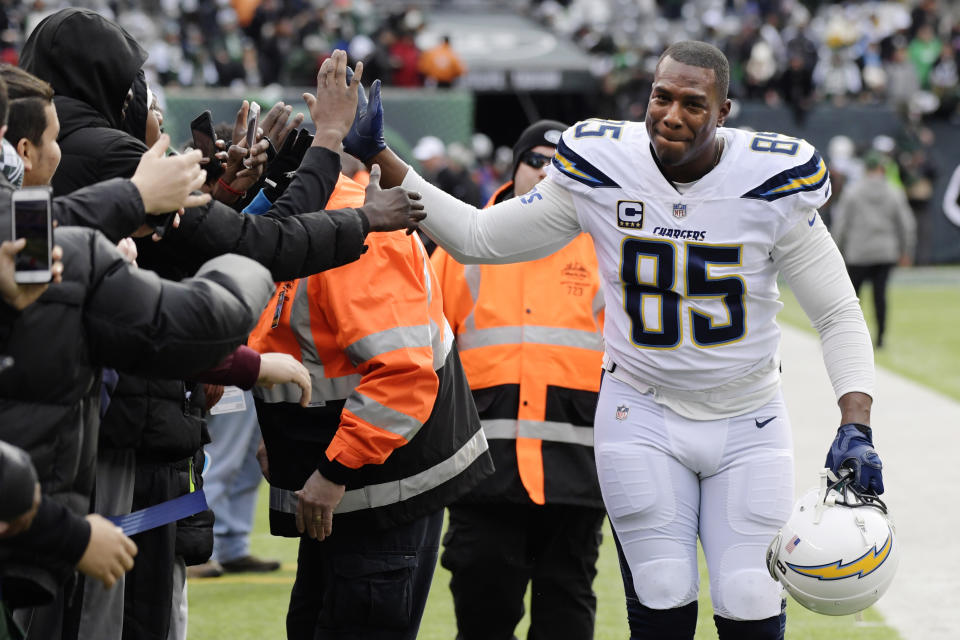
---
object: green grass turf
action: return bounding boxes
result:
[185,266,960,639]
[777,266,960,402]
[187,494,902,639]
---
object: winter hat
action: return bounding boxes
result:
[511,119,567,180]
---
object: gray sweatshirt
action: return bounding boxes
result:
[831,173,916,265]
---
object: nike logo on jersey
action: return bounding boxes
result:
[755,417,775,429]
[807,212,817,226]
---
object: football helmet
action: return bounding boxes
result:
[766,469,898,616]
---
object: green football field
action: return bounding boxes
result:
[188,265,959,639]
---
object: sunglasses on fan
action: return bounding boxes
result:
[520,151,552,169]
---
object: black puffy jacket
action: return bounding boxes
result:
[20,10,373,633]
[0,176,274,606]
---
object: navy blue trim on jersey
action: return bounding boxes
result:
[741,151,829,202]
[552,137,621,189]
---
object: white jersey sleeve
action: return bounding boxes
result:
[773,216,875,401]
[737,133,833,240]
[401,168,581,264]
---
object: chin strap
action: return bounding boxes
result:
[819,467,888,517]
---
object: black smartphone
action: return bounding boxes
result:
[246,101,260,149]
[190,109,224,183]
[10,186,53,284]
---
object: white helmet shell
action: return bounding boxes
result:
[767,470,898,616]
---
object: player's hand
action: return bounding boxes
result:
[305,49,362,150]
[295,470,345,541]
[343,71,385,162]
[825,423,884,494]
[358,165,425,234]
[257,353,312,408]
[133,134,211,213]
[77,514,138,589]
[0,240,63,310]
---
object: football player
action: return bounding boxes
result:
[321,44,884,640]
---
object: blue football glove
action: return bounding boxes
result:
[825,423,884,494]
[343,76,385,163]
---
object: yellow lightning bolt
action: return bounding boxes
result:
[554,153,596,182]
[787,530,892,581]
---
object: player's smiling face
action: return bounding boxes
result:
[645,56,730,181]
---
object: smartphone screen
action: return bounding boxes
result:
[246,102,260,149]
[190,110,224,183]
[11,188,52,282]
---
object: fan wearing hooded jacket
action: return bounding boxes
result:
[19,8,423,640]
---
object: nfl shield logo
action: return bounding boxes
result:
[615,405,629,421]
[673,203,687,219]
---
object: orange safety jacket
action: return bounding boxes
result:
[417,42,467,84]
[430,181,604,507]
[248,174,492,531]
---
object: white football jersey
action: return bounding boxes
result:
[545,119,831,392]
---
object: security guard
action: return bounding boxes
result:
[249,171,492,640]
[431,120,606,640]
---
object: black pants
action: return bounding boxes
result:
[286,509,443,640]
[847,263,894,346]
[441,503,605,640]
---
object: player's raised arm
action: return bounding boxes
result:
[400,167,579,264]
[309,48,581,264]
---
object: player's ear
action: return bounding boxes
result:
[717,99,731,127]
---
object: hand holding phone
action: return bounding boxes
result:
[245,101,260,150]
[10,186,53,284]
[190,110,224,184]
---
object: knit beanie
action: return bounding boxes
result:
[511,119,567,180]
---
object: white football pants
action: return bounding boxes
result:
[595,374,794,621]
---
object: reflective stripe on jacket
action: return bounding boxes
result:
[430,181,604,507]
[249,174,492,530]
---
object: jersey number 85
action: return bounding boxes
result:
[620,238,746,348]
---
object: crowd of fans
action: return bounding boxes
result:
[0,1,469,91]
[0,1,956,125]
[0,8,431,638]
[573,0,960,125]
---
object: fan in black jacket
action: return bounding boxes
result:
[0,174,274,613]
[19,9,424,640]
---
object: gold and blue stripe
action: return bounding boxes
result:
[742,151,829,202]
[552,137,620,189]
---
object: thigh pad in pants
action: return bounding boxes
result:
[597,444,698,609]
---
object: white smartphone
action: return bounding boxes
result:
[10,186,53,284]
[246,101,260,148]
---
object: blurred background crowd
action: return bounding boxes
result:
[0,0,956,264]
[0,0,955,116]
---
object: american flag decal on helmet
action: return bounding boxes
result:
[786,535,801,553]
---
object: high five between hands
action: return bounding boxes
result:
[310,50,425,234]
[128,62,424,237]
